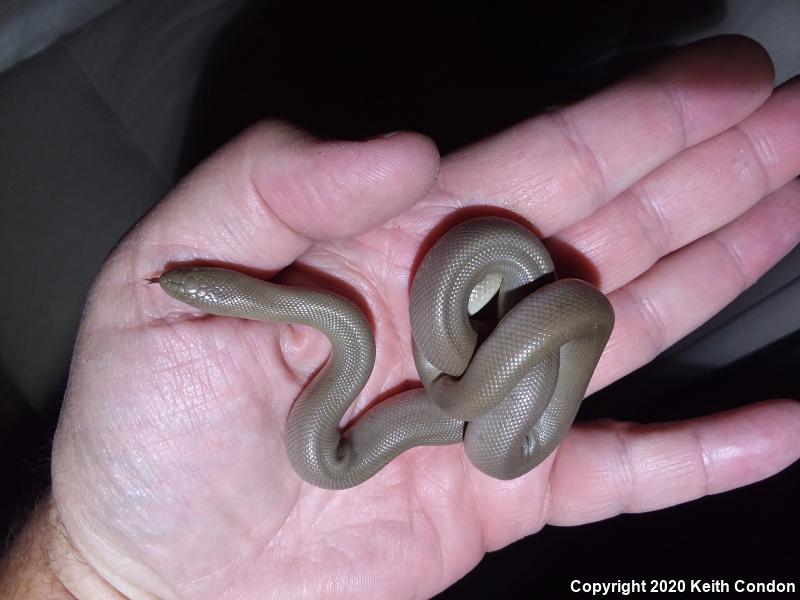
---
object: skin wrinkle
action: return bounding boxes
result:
[91,469,162,560]
[229,323,290,427]
[202,350,243,442]
[640,70,690,152]
[641,435,702,509]
[111,344,264,530]
[264,509,324,566]
[558,190,660,293]
[515,157,567,223]
[170,220,256,273]
[616,285,668,360]
[238,503,298,559]
[280,333,328,385]
[446,120,567,219]
[688,424,713,499]
[758,128,788,174]
[626,184,672,262]
[418,182,463,221]
[610,423,638,515]
[731,124,775,196]
[274,526,368,596]
[59,531,167,600]
[298,242,386,301]
[707,233,753,291]
[540,452,557,526]
[353,234,414,287]
[406,488,445,593]
[219,202,265,257]
[241,145,311,245]
[369,285,405,343]
[204,505,276,590]
[755,182,800,247]
[295,158,352,234]
[474,474,548,551]
[253,166,321,241]
[691,236,749,305]
[178,558,244,600]
[278,322,328,382]
[460,123,567,220]
[135,454,261,589]
[149,350,219,437]
[462,453,492,554]
[122,434,198,511]
[375,223,421,266]
[354,154,406,201]
[546,110,610,208]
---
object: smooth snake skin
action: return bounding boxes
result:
[159,217,614,489]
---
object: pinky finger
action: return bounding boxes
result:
[546,399,800,526]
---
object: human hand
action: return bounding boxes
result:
[40,36,800,599]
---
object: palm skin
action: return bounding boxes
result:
[51,36,800,599]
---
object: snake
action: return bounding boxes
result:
[158,216,614,489]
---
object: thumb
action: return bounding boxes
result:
[122,120,439,273]
[91,121,439,326]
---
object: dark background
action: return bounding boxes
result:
[1,1,797,597]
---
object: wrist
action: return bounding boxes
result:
[0,495,125,600]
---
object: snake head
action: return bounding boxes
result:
[158,267,223,310]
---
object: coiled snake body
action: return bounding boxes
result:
[159,217,614,489]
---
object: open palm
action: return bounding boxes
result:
[52,36,800,599]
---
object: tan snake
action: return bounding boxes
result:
[158,217,614,489]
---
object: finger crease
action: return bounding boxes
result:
[462,452,490,553]
[707,233,753,291]
[612,424,638,514]
[541,448,558,525]
[731,125,773,199]
[627,185,672,258]
[549,110,609,207]
[688,424,713,498]
[619,284,669,357]
[642,70,689,151]
[245,165,311,244]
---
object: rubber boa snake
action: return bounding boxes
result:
[158,217,614,489]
